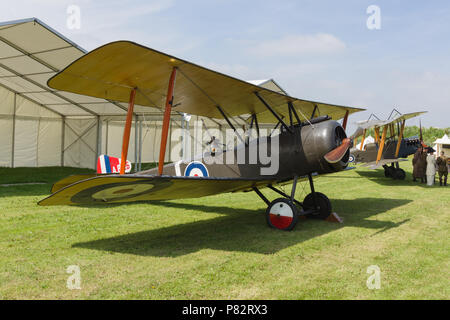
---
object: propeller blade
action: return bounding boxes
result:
[324,138,351,164]
[349,126,364,140]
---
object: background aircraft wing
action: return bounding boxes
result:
[47,41,364,122]
[351,111,428,139]
[355,111,428,130]
[361,158,408,169]
[390,111,427,123]
[39,175,278,206]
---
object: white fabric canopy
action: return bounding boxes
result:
[434,134,450,145]
[0,18,192,169]
[356,135,375,150]
[0,18,284,169]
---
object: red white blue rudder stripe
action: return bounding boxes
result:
[97,155,132,174]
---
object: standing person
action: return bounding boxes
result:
[412,146,426,183]
[426,149,436,186]
[436,151,448,186]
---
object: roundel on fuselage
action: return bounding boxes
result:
[184,161,209,177]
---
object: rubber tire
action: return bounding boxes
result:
[384,167,395,178]
[265,198,299,231]
[394,168,406,180]
[303,192,332,220]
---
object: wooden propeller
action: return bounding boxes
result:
[324,138,351,164]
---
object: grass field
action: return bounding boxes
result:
[0,161,448,299]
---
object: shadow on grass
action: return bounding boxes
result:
[356,170,441,188]
[73,198,411,257]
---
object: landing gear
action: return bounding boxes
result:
[384,165,395,178]
[265,198,298,231]
[254,174,338,231]
[394,168,406,180]
[383,164,406,180]
[303,192,332,219]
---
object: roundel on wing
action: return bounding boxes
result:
[184,161,209,177]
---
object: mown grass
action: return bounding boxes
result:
[0,160,448,299]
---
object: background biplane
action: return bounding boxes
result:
[350,109,427,180]
[38,41,365,231]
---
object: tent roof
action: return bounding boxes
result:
[246,79,288,95]
[434,134,450,144]
[0,18,162,118]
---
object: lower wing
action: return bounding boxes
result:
[361,158,408,169]
[39,175,277,206]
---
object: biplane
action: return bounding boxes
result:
[38,41,365,231]
[349,109,427,180]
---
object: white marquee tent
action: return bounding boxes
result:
[433,134,450,157]
[355,135,374,150]
[0,18,284,170]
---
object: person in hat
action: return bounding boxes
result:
[425,149,436,186]
[436,151,448,186]
[412,146,426,183]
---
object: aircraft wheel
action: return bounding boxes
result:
[394,168,406,180]
[266,198,299,231]
[384,166,395,178]
[303,192,332,220]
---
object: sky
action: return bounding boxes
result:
[1,0,449,130]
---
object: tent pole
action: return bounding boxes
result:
[138,119,142,171]
[36,118,41,167]
[158,67,177,175]
[120,89,137,175]
[11,93,16,168]
[61,116,65,166]
[168,118,173,164]
[134,115,138,172]
[105,120,109,155]
[96,115,102,169]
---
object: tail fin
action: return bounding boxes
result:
[97,155,132,174]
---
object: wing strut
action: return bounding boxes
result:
[216,106,246,145]
[376,125,388,164]
[311,105,318,119]
[360,129,367,150]
[374,127,380,144]
[342,110,349,130]
[288,101,301,125]
[120,88,136,174]
[395,120,406,157]
[158,67,178,175]
[254,92,292,133]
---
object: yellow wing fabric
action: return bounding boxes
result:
[39,175,278,206]
[48,41,363,121]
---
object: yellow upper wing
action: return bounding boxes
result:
[48,41,364,122]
